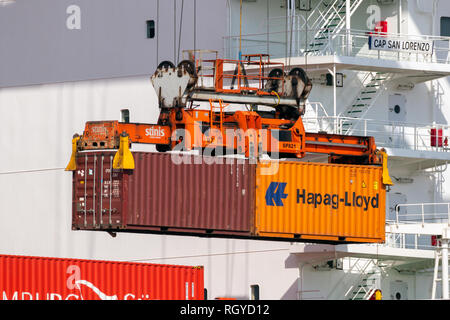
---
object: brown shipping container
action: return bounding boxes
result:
[72,152,386,243]
[72,152,255,236]
[254,161,386,243]
[0,254,204,300]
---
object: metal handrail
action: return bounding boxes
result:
[304,101,329,117]
[214,56,286,95]
[393,202,450,226]
[225,28,450,47]
[348,202,450,251]
[302,115,450,153]
[224,27,450,64]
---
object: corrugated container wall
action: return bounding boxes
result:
[0,254,204,300]
[72,152,386,243]
[255,161,386,243]
[72,152,255,236]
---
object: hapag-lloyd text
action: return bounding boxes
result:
[297,189,379,211]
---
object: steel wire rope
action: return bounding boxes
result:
[285,0,288,67]
[288,0,294,71]
[126,248,291,262]
[177,0,184,64]
[305,4,309,74]
[239,0,242,59]
[0,167,66,175]
[174,0,176,63]
[194,0,196,53]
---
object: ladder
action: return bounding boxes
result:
[344,259,379,300]
[326,258,381,300]
[306,0,363,55]
[350,278,378,300]
[340,72,393,135]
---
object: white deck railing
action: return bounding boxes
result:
[224,28,450,65]
[392,203,450,225]
[302,114,450,153]
[385,202,450,250]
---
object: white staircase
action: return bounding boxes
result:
[306,0,363,55]
[347,261,396,300]
[325,258,382,300]
[349,273,378,300]
[340,72,393,134]
[344,259,387,300]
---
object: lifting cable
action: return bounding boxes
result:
[285,0,288,67]
[174,0,176,63]
[128,248,291,263]
[156,0,159,66]
[0,167,65,175]
[266,0,269,56]
[288,0,294,71]
[239,0,242,60]
[177,0,185,64]
[305,5,309,74]
[193,0,196,53]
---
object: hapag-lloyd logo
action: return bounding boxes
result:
[1,265,150,300]
[265,182,288,207]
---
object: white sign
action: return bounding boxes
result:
[369,36,434,55]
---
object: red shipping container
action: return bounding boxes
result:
[72,152,255,236]
[0,254,204,300]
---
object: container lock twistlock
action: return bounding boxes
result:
[113,132,135,170]
[379,150,393,186]
[65,134,80,171]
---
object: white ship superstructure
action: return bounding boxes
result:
[1,0,450,300]
[224,0,450,300]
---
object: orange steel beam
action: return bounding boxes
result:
[79,114,380,164]
[304,132,377,157]
[117,123,171,145]
[80,121,171,150]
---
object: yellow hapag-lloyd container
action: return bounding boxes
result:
[255,161,386,243]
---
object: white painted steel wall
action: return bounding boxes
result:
[0,73,441,300]
[3,0,450,300]
[0,76,301,300]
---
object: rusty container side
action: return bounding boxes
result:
[255,161,386,243]
[0,254,204,300]
[72,152,125,230]
[72,152,256,236]
[125,153,255,235]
